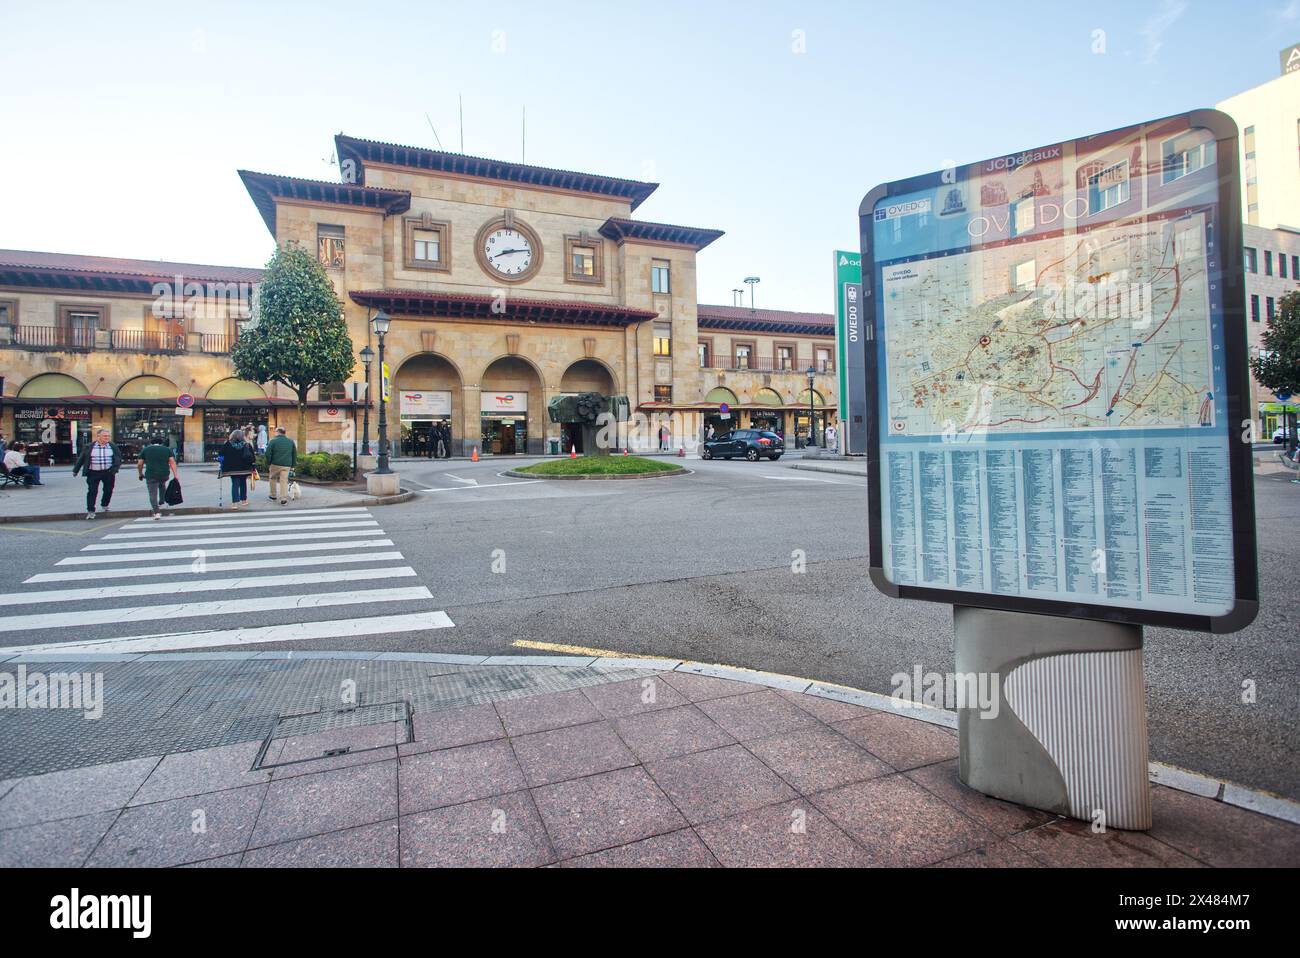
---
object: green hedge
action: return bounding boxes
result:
[296,452,353,482]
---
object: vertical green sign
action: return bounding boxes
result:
[833,250,864,454]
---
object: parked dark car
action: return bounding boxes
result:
[702,429,785,461]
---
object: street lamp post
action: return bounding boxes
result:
[372,312,392,475]
[806,366,817,449]
[359,345,374,456]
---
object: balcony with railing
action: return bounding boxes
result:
[1,325,238,354]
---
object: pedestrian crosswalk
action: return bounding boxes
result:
[0,508,453,656]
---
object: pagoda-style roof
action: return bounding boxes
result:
[598,218,724,251]
[349,289,658,328]
[238,170,412,236]
[335,134,659,211]
[0,249,262,294]
[696,304,835,335]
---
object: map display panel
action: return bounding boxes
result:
[862,114,1254,627]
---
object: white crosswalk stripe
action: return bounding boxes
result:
[0,508,453,655]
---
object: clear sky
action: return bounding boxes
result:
[0,0,1296,313]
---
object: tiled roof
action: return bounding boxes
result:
[238,170,412,236]
[0,249,262,285]
[335,134,659,210]
[697,304,834,334]
[598,218,724,251]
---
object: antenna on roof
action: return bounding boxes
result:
[459,94,464,153]
[424,113,443,151]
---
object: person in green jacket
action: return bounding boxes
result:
[136,435,180,520]
[264,426,297,505]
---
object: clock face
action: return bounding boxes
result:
[483,228,534,277]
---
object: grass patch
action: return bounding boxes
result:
[515,455,681,476]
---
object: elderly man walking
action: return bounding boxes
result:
[73,428,122,519]
[264,426,297,505]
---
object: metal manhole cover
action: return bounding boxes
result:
[253,700,412,770]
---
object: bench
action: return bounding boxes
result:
[1,462,32,488]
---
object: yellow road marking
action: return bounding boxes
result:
[511,639,626,657]
[0,519,131,537]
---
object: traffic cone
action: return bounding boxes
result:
[471,446,479,462]
[570,445,577,459]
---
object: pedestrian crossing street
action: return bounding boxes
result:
[0,508,453,656]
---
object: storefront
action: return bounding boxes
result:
[12,405,94,465]
[398,389,453,457]
[481,391,527,455]
[203,407,270,461]
[1261,401,1297,443]
[114,407,187,462]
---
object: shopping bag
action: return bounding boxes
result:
[163,478,184,506]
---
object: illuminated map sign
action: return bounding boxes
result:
[858,111,1257,632]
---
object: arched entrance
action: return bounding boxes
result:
[115,375,183,462]
[14,374,93,464]
[558,359,616,453]
[704,386,740,438]
[794,388,829,448]
[395,354,462,457]
[203,378,269,461]
[749,388,783,433]
[480,356,541,455]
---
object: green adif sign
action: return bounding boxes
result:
[833,250,865,455]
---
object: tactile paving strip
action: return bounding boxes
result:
[0,659,653,778]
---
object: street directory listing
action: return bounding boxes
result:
[860,111,1257,632]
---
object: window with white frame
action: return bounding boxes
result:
[1089,160,1130,213]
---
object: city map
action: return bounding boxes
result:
[880,212,1214,438]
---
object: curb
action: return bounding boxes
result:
[501,467,689,481]
[4,646,1294,827]
[0,489,416,524]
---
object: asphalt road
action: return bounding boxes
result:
[0,454,1296,800]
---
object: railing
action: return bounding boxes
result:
[110,329,183,353]
[5,325,94,349]
[200,333,237,354]
[702,358,835,373]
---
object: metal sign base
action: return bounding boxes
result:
[953,606,1152,831]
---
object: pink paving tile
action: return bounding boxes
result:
[401,791,553,867]
[811,774,997,866]
[1146,786,1300,868]
[645,744,797,825]
[1008,819,1204,868]
[659,672,756,702]
[0,811,119,868]
[931,841,1044,867]
[494,689,603,737]
[129,741,269,806]
[613,704,736,763]
[531,766,687,859]
[581,676,688,718]
[274,723,400,764]
[696,690,822,742]
[778,690,875,724]
[401,703,506,756]
[833,711,958,770]
[511,721,637,787]
[269,746,398,780]
[242,820,398,868]
[0,757,159,829]
[87,784,266,868]
[560,828,718,868]
[905,760,1057,837]
[746,725,892,794]
[696,800,870,867]
[250,760,397,848]
[398,739,525,815]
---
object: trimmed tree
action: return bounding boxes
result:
[232,245,354,451]
[1252,290,1300,448]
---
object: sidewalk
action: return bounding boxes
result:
[0,464,409,522]
[0,652,1295,868]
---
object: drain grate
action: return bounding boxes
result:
[253,700,412,770]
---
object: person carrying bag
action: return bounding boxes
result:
[216,429,256,510]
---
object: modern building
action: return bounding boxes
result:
[0,135,839,462]
[1216,50,1300,230]
[1243,223,1300,434]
